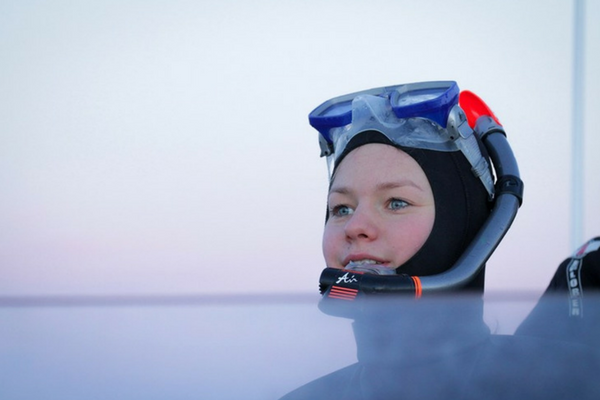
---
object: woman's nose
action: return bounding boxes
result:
[344,207,378,241]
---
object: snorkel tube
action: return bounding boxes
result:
[318,90,524,306]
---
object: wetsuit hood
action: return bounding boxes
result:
[331,130,492,292]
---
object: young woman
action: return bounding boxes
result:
[314,81,504,301]
[280,81,599,400]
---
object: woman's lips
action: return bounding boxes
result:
[342,254,390,268]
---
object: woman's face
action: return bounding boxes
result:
[323,143,435,272]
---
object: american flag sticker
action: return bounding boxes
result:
[328,285,358,301]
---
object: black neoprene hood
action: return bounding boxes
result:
[330,130,492,292]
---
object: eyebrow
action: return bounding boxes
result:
[329,179,425,195]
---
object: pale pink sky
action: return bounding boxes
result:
[1,0,599,297]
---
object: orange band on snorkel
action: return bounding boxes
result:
[411,276,422,298]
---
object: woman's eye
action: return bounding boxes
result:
[330,205,354,217]
[389,198,409,210]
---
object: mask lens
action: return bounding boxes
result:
[390,82,459,127]
[395,87,446,106]
[309,87,389,141]
[319,100,352,119]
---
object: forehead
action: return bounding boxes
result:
[331,143,428,186]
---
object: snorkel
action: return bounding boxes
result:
[310,82,523,310]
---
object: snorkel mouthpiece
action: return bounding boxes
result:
[318,268,422,317]
[345,261,397,275]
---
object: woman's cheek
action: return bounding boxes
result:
[322,224,341,269]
